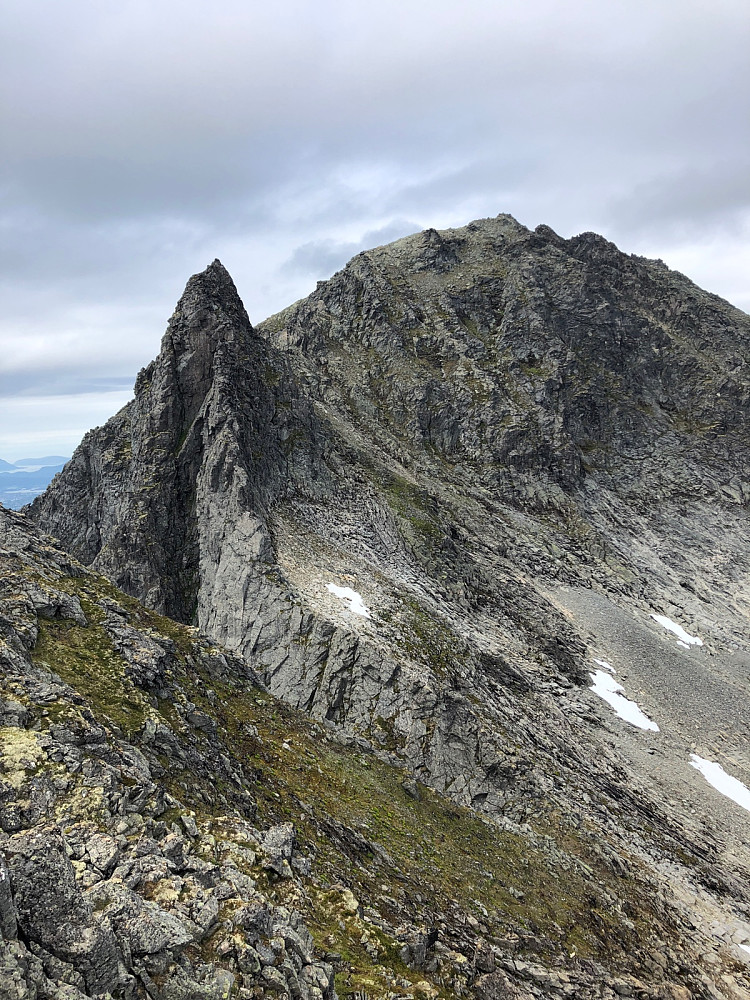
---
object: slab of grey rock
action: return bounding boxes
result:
[5,826,120,995]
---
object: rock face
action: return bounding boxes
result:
[28,260,313,623]
[24,215,750,996]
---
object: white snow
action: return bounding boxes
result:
[740,944,750,957]
[676,640,691,650]
[593,658,616,673]
[588,670,659,732]
[650,613,703,647]
[689,754,750,813]
[326,583,371,618]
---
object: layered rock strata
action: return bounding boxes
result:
[25,216,750,996]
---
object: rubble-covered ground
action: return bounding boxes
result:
[2,507,750,1000]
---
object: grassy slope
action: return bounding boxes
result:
[24,564,688,1000]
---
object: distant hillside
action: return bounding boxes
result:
[13,454,70,468]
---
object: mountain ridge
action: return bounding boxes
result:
[17,213,750,997]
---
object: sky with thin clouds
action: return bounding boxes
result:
[1,0,748,460]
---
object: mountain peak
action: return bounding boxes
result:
[25,216,750,996]
[127,258,257,439]
[166,258,251,351]
[188,256,236,293]
[32,256,299,622]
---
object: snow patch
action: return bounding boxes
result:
[593,658,616,674]
[740,944,750,957]
[650,613,703,646]
[326,583,371,618]
[689,755,750,813]
[589,670,659,732]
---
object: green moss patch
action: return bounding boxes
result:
[173,675,665,985]
[32,616,150,736]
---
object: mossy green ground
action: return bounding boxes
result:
[205,688,658,949]
[30,568,671,998]
[176,673,667,996]
[33,613,150,737]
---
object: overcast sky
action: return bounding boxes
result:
[1,0,748,460]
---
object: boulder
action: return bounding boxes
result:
[5,826,120,995]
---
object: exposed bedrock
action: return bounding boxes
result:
[28,219,750,987]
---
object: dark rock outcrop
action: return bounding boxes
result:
[6,825,122,994]
[30,260,317,624]
[22,216,750,996]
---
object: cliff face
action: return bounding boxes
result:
[25,215,750,996]
[31,260,323,625]
[262,216,749,495]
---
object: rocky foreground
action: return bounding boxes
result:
[3,504,749,1000]
[8,215,750,997]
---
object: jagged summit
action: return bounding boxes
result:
[137,257,253,400]
[311,213,643,285]
[328,213,535,281]
[25,216,750,995]
[30,257,303,621]
[167,257,251,339]
[260,213,750,497]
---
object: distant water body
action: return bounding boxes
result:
[0,457,69,510]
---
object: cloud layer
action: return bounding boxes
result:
[1,0,748,458]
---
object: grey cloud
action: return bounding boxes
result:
[607,160,750,239]
[1,139,298,228]
[0,372,135,401]
[282,219,421,278]
[1,0,749,454]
